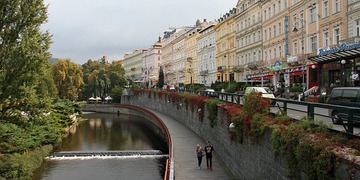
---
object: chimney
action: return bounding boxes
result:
[203,19,207,22]
[158,36,161,43]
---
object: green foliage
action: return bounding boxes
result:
[51,59,84,101]
[81,60,127,101]
[206,99,222,128]
[0,0,55,122]
[158,67,164,88]
[270,119,344,179]
[110,85,123,103]
[0,145,53,179]
[290,85,302,92]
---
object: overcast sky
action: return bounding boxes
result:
[42,0,238,65]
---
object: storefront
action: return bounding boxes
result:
[308,40,360,94]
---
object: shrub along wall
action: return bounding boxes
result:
[122,89,360,180]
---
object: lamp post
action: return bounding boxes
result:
[293,18,305,101]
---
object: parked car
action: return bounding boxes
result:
[203,89,218,97]
[245,87,276,105]
[327,87,360,124]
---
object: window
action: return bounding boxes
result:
[274,48,277,58]
[269,7,271,18]
[264,10,267,20]
[310,7,317,22]
[323,1,329,18]
[293,42,298,55]
[311,36,317,52]
[258,50,261,61]
[279,23,282,34]
[274,25,276,37]
[273,4,276,16]
[279,46,282,57]
[278,1,281,12]
[253,52,256,61]
[300,13,304,28]
[334,0,340,13]
[293,16,298,28]
[265,51,268,60]
[356,20,360,36]
[324,32,329,47]
[253,33,256,42]
[269,28,272,39]
[264,30,267,40]
[334,28,340,45]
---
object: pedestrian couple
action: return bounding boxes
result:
[196,140,214,170]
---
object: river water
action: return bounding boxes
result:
[33,113,168,180]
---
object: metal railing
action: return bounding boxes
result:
[205,91,359,136]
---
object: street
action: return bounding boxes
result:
[271,102,360,135]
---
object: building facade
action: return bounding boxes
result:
[215,8,237,83]
[142,37,162,88]
[235,0,263,84]
[123,49,147,83]
[197,22,217,86]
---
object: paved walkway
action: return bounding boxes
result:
[148,109,235,180]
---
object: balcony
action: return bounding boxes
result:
[217,66,226,72]
[233,65,244,72]
[247,62,258,70]
[200,70,208,76]
[187,57,193,62]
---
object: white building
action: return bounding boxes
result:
[197,22,217,86]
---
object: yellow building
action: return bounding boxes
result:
[215,8,237,82]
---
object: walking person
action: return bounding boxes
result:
[196,144,204,169]
[205,140,214,170]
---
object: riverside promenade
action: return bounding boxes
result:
[147,109,235,180]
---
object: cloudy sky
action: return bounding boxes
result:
[42,0,238,64]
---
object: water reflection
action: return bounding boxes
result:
[33,113,168,180]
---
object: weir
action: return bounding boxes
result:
[49,150,164,158]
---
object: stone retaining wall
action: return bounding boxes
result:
[86,94,360,179]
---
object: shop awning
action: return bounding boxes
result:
[308,44,360,63]
[252,75,273,80]
[289,70,306,76]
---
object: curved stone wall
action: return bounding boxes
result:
[121,93,360,180]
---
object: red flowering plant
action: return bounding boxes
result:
[133,88,142,97]
[157,91,164,100]
[220,103,243,142]
[306,96,319,102]
[195,96,209,122]
[179,93,192,110]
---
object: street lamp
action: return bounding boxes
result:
[293,18,306,101]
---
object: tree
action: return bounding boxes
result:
[81,60,127,100]
[158,66,164,88]
[51,59,84,100]
[0,0,56,121]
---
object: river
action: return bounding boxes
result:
[33,112,168,180]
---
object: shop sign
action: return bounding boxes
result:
[284,16,289,55]
[287,56,298,63]
[318,42,360,56]
[270,60,284,71]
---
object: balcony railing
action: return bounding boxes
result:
[217,66,226,72]
[233,65,244,72]
[200,70,208,76]
[247,62,258,70]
